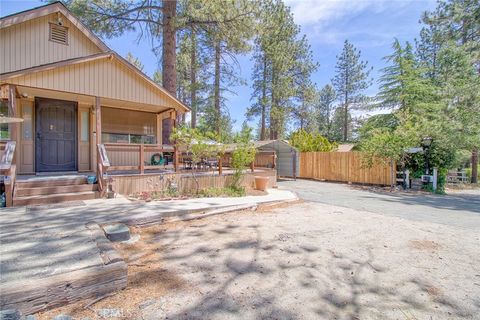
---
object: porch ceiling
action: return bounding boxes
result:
[15,85,174,114]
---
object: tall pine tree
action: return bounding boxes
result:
[332,40,372,142]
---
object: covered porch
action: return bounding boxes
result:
[0,83,186,206]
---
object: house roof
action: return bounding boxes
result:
[0,1,190,112]
[223,140,298,153]
[337,144,355,152]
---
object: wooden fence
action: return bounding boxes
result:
[299,152,394,185]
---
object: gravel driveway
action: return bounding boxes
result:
[43,192,480,319]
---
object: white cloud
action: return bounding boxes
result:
[284,0,433,26]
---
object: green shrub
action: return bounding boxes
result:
[465,165,480,180]
[198,186,246,198]
[289,129,337,152]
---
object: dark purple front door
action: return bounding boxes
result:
[35,98,77,172]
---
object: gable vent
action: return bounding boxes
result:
[49,23,68,45]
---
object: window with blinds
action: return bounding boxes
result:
[101,107,157,144]
[49,23,68,45]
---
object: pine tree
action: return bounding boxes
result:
[420,0,480,182]
[317,84,336,139]
[247,0,317,140]
[332,40,372,142]
[60,0,257,98]
[125,52,144,71]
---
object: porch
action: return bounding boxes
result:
[0,82,186,206]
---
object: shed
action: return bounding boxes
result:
[254,140,299,179]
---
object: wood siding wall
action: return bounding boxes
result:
[111,169,277,196]
[299,152,393,185]
[1,13,102,74]
[6,57,173,109]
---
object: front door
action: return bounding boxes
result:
[35,98,77,172]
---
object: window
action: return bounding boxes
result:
[0,101,9,140]
[22,103,33,140]
[80,111,89,142]
[49,23,68,45]
[101,107,157,144]
[102,133,156,144]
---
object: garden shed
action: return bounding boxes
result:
[253,140,299,179]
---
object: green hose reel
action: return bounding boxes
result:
[151,153,165,166]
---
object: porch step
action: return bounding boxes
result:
[15,177,88,189]
[15,184,98,197]
[13,191,98,207]
[13,176,99,207]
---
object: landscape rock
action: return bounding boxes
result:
[103,224,130,242]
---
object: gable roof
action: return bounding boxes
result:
[0,2,109,52]
[0,2,189,112]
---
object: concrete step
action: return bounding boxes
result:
[15,184,98,197]
[13,191,98,207]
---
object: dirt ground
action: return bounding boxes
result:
[38,199,480,320]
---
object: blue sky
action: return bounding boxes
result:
[1,0,437,131]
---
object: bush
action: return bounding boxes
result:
[198,186,246,198]
[290,129,337,152]
[465,165,480,180]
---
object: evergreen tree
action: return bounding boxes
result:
[317,84,336,139]
[420,0,480,182]
[332,40,372,142]
[330,107,352,142]
[125,52,144,71]
[247,0,317,140]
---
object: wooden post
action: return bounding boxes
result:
[94,97,101,177]
[95,97,101,146]
[139,144,145,174]
[156,113,162,145]
[218,157,223,175]
[171,110,178,172]
[8,85,18,153]
[250,161,255,172]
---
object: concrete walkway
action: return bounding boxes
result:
[0,189,296,315]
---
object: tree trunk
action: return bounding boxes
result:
[472,147,478,184]
[343,101,348,142]
[162,0,177,96]
[260,55,267,140]
[214,39,221,135]
[190,27,197,128]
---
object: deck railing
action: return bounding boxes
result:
[101,143,178,174]
[1,141,16,207]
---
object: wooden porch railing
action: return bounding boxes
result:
[1,141,16,207]
[97,144,111,194]
[102,143,177,174]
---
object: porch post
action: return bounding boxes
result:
[8,85,18,153]
[95,97,101,146]
[156,113,162,145]
[172,110,179,172]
